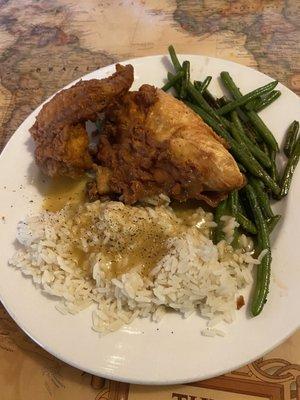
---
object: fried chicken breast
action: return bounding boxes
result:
[30,64,134,177]
[96,84,245,206]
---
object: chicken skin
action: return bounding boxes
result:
[96,84,245,206]
[30,63,244,207]
[30,64,134,177]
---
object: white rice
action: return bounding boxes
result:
[9,199,261,334]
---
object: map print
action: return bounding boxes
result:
[0,1,299,399]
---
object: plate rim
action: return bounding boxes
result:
[0,54,299,385]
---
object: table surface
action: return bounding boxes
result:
[0,1,299,399]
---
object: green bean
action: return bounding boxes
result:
[198,76,212,93]
[229,190,239,216]
[247,92,278,113]
[203,89,220,109]
[217,81,278,116]
[220,72,279,151]
[230,123,249,150]
[230,142,279,195]
[220,71,243,98]
[216,96,229,108]
[269,148,280,184]
[228,190,240,247]
[247,97,260,111]
[180,61,190,99]
[260,141,269,156]
[238,189,255,221]
[235,189,257,234]
[187,83,216,115]
[232,111,255,143]
[187,83,226,124]
[194,79,220,109]
[237,162,246,173]
[194,81,201,92]
[213,199,228,243]
[243,118,262,143]
[248,144,272,168]
[168,45,182,72]
[245,184,271,316]
[162,70,184,91]
[231,112,271,168]
[266,215,281,233]
[248,176,274,218]
[259,142,273,195]
[194,80,202,91]
[186,102,280,195]
[254,90,281,112]
[167,72,182,96]
[220,117,232,130]
[230,121,271,170]
[188,83,232,129]
[186,102,232,143]
[284,120,299,158]
[280,138,300,198]
[169,70,221,120]
[236,212,257,234]
[247,111,279,151]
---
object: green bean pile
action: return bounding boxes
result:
[164,45,300,317]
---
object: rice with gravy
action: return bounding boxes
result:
[9,198,260,334]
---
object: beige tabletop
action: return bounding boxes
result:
[0,1,299,399]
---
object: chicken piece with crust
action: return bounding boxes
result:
[96,84,245,206]
[30,64,134,177]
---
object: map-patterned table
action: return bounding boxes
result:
[0,1,299,399]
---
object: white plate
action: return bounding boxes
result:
[0,55,299,385]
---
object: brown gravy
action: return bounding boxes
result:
[38,175,89,212]
[106,221,169,277]
[37,177,208,277]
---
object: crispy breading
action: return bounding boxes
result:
[30,64,134,177]
[96,84,245,206]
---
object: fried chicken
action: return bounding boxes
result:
[30,64,134,177]
[30,63,244,207]
[96,84,245,206]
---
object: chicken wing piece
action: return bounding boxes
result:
[96,84,245,206]
[30,64,134,177]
